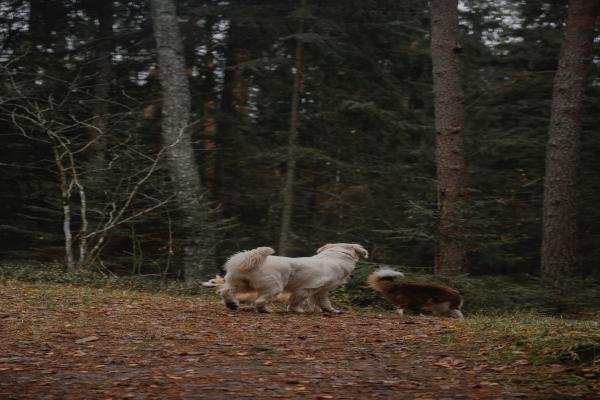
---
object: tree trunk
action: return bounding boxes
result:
[278,0,306,256]
[87,0,114,174]
[215,40,245,213]
[51,142,75,271]
[27,0,64,47]
[202,97,218,190]
[149,0,213,280]
[430,0,467,275]
[200,28,218,191]
[541,0,599,280]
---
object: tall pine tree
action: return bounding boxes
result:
[541,0,599,279]
[431,0,468,274]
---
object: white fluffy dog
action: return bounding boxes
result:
[218,243,369,313]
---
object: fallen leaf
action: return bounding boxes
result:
[75,336,99,344]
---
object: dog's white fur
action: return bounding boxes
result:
[218,243,368,313]
[373,267,405,279]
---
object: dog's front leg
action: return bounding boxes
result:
[254,288,283,313]
[254,294,273,313]
[313,290,340,314]
[218,286,239,310]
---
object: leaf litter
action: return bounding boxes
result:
[0,281,597,399]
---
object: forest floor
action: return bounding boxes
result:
[1,280,599,399]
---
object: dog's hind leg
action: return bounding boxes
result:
[253,286,283,313]
[288,290,311,313]
[450,309,464,318]
[313,289,340,314]
[302,296,321,313]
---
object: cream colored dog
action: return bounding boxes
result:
[218,243,368,313]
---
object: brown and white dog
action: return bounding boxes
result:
[367,268,464,318]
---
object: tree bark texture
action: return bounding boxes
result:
[27,0,65,47]
[541,0,599,279]
[278,0,305,256]
[86,0,114,175]
[216,26,248,211]
[430,0,468,275]
[200,24,218,191]
[149,0,211,280]
[52,143,74,271]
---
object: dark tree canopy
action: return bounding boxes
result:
[0,0,599,280]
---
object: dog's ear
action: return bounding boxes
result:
[349,244,368,258]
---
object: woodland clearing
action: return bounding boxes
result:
[0,280,598,399]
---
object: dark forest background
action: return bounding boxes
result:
[1,0,599,281]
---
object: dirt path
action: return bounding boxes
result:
[0,282,584,399]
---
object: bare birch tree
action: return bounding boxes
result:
[1,84,173,272]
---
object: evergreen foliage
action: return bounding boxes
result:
[0,0,599,279]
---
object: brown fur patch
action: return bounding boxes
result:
[368,273,463,314]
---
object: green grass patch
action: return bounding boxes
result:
[252,344,277,354]
[458,312,600,366]
[0,261,219,300]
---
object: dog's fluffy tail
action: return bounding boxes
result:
[367,268,405,293]
[225,246,275,273]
